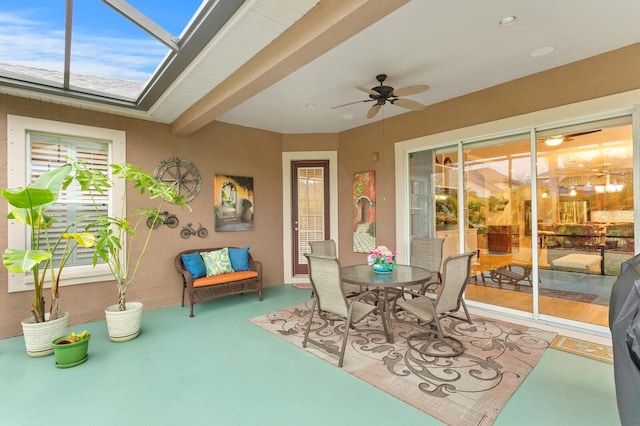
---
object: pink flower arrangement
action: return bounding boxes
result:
[367,245,397,270]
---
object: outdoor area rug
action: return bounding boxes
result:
[291,282,312,290]
[550,335,613,364]
[250,302,557,425]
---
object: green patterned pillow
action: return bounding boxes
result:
[201,248,234,276]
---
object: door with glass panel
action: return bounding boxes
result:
[462,133,534,314]
[535,117,633,326]
[291,160,330,275]
[409,117,635,328]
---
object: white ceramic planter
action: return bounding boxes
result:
[105,302,143,342]
[21,311,69,357]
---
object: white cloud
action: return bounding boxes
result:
[0,10,167,82]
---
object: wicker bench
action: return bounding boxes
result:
[175,247,263,317]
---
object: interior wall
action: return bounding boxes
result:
[0,95,284,338]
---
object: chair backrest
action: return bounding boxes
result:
[309,240,337,258]
[435,252,475,315]
[410,237,444,272]
[305,253,349,317]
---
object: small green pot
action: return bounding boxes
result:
[52,333,91,368]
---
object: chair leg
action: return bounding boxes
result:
[303,297,318,348]
[338,304,357,368]
[460,299,473,324]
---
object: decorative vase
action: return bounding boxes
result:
[21,311,69,357]
[105,302,143,342]
[241,207,252,223]
[372,263,392,274]
[52,333,91,368]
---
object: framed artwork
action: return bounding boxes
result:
[352,171,376,253]
[214,174,254,232]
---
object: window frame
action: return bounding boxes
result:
[6,115,126,293]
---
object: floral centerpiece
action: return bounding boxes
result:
[367,245,397,273]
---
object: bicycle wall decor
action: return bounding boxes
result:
[181,223,208,239]
[146,211,179,229]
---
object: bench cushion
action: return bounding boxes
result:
[193,271,259,287]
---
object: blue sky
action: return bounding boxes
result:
[0,1,202,82]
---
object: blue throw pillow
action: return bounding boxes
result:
[181,252,206,279]
[228,247,250,271]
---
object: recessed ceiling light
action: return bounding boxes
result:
[499,16,517,26]
[529,46,555,58]
[304,103,316,109]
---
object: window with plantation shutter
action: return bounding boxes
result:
[28,133,110,268]
[7,115,126,293]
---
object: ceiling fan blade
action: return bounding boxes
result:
[565,130,601,138]
[330,99,373,109]
[367,104,382,119]
[391,98,426,111]
[392,84,429,97]
[357,86,379,96]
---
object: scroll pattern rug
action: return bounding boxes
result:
[250,302,556,426]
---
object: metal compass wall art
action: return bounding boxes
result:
[154,157,202,203]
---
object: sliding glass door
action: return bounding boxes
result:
[407,114,635,329]
[535,118,633,326]
[462,133,534,314]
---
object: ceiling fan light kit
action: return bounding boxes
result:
[333,74,429,119]
[545,136,564,146]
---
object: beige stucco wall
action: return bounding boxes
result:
[0,99,285,338]
[1,42,640,338]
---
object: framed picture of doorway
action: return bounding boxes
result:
[214,174,254,232]
[352,171,376,253]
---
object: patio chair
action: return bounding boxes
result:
[389,237,444,309]
[410,237,444,293]
[309,240,362,296]
[394,252,475,357]
[303,253,385,367]
[309,240,337,257]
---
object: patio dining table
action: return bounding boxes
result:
[341,264,433,343]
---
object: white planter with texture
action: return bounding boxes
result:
[105,302,143,342]
[21,311,69,357]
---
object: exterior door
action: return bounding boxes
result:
[291,160,330,275]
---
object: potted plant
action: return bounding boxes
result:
[76,162,188,341]
[52,330,91,368]
[2,165,97,357]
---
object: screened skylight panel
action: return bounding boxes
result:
[0,2,67,87]
[0,0,206,103]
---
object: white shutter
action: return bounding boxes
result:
[297,166,325,264]
[28,133,109,268]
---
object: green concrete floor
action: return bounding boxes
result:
[0,285,620,426]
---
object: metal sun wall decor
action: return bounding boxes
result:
[214,174,254,232]
[353,171,376,253]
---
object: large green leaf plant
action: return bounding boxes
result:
[2,161,188,323]
[2,165,96,323]
[75,162,188,312]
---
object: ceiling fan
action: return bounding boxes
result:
[541,130,601,146]
[332,74,429,119]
